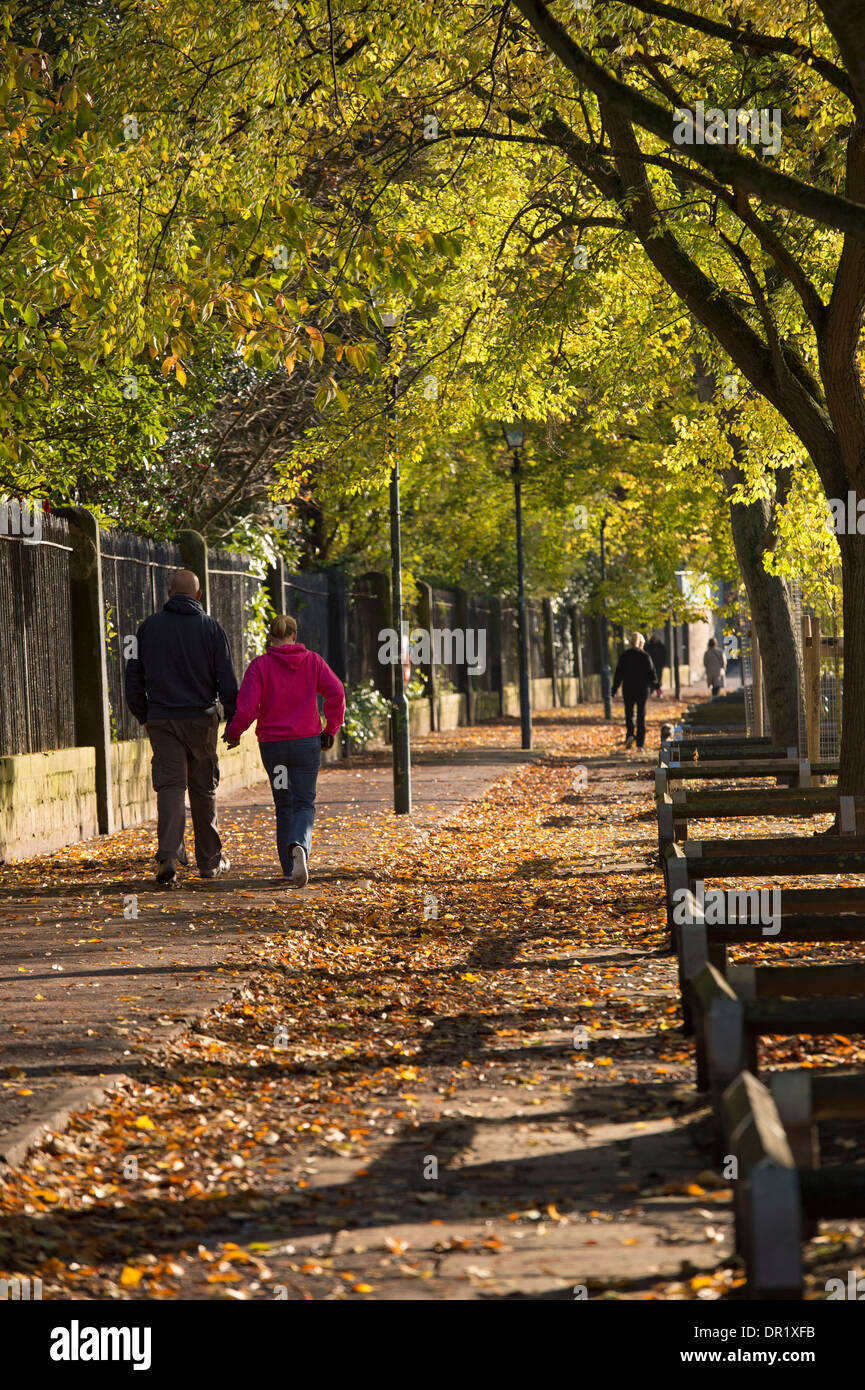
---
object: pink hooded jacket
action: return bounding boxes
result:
[224,642,346,743]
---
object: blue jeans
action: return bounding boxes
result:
[259,737,321,874]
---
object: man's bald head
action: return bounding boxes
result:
[169,569,201,599]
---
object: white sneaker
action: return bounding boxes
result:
[290,845,308,887]
[200,856,230,880]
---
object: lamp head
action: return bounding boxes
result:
[503,425,525,450]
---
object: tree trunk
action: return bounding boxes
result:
[688,358,803,749]
[727,492,803,751]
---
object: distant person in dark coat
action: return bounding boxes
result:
[644,633,667,698]
[125,569,238,885]
[611,632,657,750]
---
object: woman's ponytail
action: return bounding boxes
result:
[269,614,298,643]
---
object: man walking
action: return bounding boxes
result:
[125,569,238,885]
[611,632,657,751]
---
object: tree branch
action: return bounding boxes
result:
[621,0,856,107]
[578,98,839,475]
[511,0,865,236]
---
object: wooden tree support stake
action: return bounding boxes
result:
[751,627,764,737]
[802,614,821,765]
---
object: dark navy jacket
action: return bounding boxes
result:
[612,646,657,699]
[124,595,238,724]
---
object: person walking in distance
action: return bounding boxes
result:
[223,615,345,887]
[125,569,238,885]
[611,632,658,750]
[704,636,727,697]
[644,631,667,698]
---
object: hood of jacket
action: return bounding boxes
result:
[164,594,204,616]
[265,641,312,669]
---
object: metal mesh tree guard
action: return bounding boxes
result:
[739,570,843,761]
[798,566,843,762]
[790,576,807,758]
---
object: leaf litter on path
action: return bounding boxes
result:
[1,705,861,1299]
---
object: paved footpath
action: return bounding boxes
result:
[1,704,779,1302]
[0,740,544,1165]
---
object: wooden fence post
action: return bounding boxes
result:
[368,571,392,702]
[455,586,472,725]
[266,556,285,618]
[417,580,437,731]
[490,595,504,719]
[53,506,115,836]
[326,569,349,684]
[543,597,557,707]
[179,530,209,612]
[571,607,585,703]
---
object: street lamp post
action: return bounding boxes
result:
[504,426,532,750]
[381,310,411,814]
[600,509,612,719]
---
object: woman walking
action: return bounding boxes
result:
[703,637,727,697]
[223,615,345,886]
